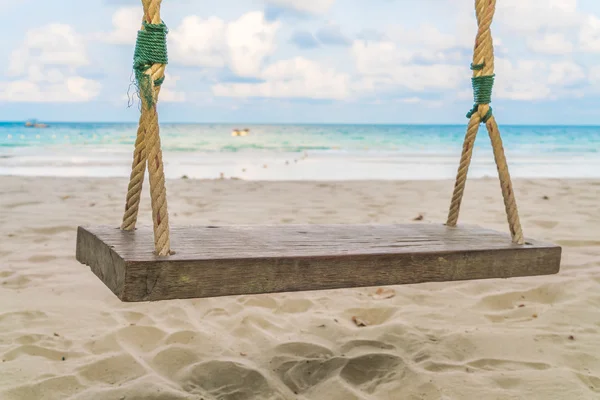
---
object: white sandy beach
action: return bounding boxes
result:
[1,176,599,400]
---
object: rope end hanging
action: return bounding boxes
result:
[133,21,169,109]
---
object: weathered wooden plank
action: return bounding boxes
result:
[76,224,561,302]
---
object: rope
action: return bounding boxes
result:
[446,0,524,245]
[121,115,146,231]
[121,0,171,256]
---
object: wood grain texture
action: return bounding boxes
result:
[76,224,561,302]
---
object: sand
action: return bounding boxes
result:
[0,176,599,400]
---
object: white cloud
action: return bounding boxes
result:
[159,74,186,102]
[16,0,595,109]
[493,58,585,101]
[0,77,101,103]
[0,24,100,103]
[547,61,586,86]
[265,0,335,15]
[387,23,463,52]
[399,97,444,108]
[352,40,464,93]
[588,65,600,88]
[169,11,280,77]
[496,0,581,33]
[494,59,552,100]
[169,16,227,68]
[579,15,600,53]
[226,12,280,77]
[8,24,89,76]
[102,7,142,45]
[212,57,350,100]
[527,33,573,55]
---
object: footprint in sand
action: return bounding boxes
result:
[344,307,397,327]
[31,226,74,235]
[421,352,552,376]
[156,304,192,321]
[237,295,278,309]
[556,239,600,247]
[491,375,523,390]
[163,329,216,349]
[232,313,289,338]
[339,339,396,355]
[84,333,122,355]
[152,345,200,379]
[0,270,15,278]
[3,201,43,209]
[1,273,31,289]
[3,344,74,362]
[78,353,146,385]
[575,372,600,394]
[477,283,565,310]
[270,342,345,394]
[27,254,57,263]
[115,325,167,353]
[474,283,568,323]
[1,375,83,400]
[120,310,153,325]
[177,360,279,399]
[467,358,551,372]
[69,376,192,400]
[530,220,559,229]
[339,353,405,393]
[203,307,235,318]
[277,298,315,313]
[0,310,47,328]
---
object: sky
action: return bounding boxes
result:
[1,0,600,124]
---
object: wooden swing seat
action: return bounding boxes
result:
[76,224,561,302]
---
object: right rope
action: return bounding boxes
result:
[446,0,524,245]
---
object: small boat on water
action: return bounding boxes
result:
[25,119,48,128]
[231,128,250,137]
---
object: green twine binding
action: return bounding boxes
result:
[133,21,169,109]
[466,71,495,123]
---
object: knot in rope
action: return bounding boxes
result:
[133,21,169,109]
[466,63,494,123]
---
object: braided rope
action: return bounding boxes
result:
[121,116,146,231]
[446,0,524,245]
[121,0,171,256]
[121,68,165,231]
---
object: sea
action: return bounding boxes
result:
[0,122,598,181]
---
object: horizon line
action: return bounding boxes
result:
[1,121,599,127]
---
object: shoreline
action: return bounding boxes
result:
[1,174,599,182]
[1,152,599,181]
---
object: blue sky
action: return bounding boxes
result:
[2,0,600,124]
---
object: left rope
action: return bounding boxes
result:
[121,0,171,256]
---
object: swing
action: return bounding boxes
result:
[76,0,561,302]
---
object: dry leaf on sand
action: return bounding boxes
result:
[372,288,396,299]
[352,316,369,327]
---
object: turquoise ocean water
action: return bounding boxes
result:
[0,122,598,180]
